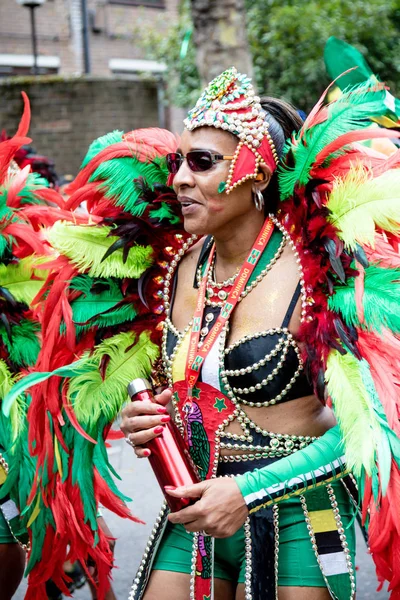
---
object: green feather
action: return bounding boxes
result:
[18,172,50,205]
[0,360,26,440]
[70,278,137,330]
[70,431,97,532]
[0,258,48,306]
[0,319,41,368]
[327,166,400,250]
[2,359,90,417]
[324,37,374,90]
[68,331,159,427]
[325,350,382,477]
[81,130,124,168]
[279,81,390,199]
[358,359,400,495]
[48,222,154,279]
[0,198,13,222]
[91,155,169,216]
[328,264,400,333]
[149,202,181,225]
[0,234,10,259]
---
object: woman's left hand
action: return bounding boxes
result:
[166,478,248,538]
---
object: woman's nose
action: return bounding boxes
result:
[173,158,196,190]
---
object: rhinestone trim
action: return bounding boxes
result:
[128,503,168,600]
[244,517,253,600]
[273,504,279,600]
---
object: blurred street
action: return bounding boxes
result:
[15,438,390,600]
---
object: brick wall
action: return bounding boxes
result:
[0,0,180,76]
[0,76,160,176]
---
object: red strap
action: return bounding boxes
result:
[185,218,274,402]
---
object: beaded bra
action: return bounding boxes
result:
[161,218,315,457]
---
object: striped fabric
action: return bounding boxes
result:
[302,487,355,599]
[244,455,348,513]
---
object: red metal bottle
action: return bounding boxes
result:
[127,378,200,512]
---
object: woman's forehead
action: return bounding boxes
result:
[179,127,238,153]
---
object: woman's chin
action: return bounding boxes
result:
[182,216,209,237]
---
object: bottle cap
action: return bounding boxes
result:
[127,378,152,398]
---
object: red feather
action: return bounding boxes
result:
[364,233,400,268]
[16,91,31,137]
[2,222,48,256]
[67,128,178,194]
[4,164,30,207]
[358,329,400,433]
[0,135,32,183]
[315,128,400,168]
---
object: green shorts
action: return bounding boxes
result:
[153,481,356,588]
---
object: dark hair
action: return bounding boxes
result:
[260,97,303,213]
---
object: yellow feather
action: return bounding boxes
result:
[68,331,159,426]
[27,494,41,528]
[327,165,400,250]
[325,350,381,476]
[54,435,63,478]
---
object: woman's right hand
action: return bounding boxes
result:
[120,388,172,458]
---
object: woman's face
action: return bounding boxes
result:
[173,127,258,236]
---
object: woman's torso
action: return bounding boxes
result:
[165,227,336,455]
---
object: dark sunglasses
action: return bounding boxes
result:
[166,151,234,174]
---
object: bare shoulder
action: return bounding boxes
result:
[176,237,205,281]
[170,237,206,329]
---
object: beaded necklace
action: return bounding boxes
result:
[161,216,310,446]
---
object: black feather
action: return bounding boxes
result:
[353,244,369,268]
[323,237,346,283]
[101,237,128,262]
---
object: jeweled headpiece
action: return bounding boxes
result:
[184,67,279,194]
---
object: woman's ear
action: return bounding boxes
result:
[253,162,273,193]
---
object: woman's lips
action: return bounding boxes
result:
[179,197,201,216]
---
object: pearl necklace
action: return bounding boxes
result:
[197,233,286,307]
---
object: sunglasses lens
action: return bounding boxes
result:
[187,151,214,172]
[166,153,182,174]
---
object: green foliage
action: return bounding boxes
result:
[245,0,400,110]
[131,0,201,108]
[131,0,400,112]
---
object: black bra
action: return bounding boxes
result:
[165,237,314,407]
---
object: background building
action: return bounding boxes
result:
[0,0,183,176]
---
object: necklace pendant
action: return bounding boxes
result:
[200,326,209,337]
[207,287,215,299]
[218,289,228,301]
[205,312,214,323]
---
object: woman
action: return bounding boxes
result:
[120,68,378,600]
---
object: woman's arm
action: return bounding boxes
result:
[167,425,348,538]
[235,425,347,514]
